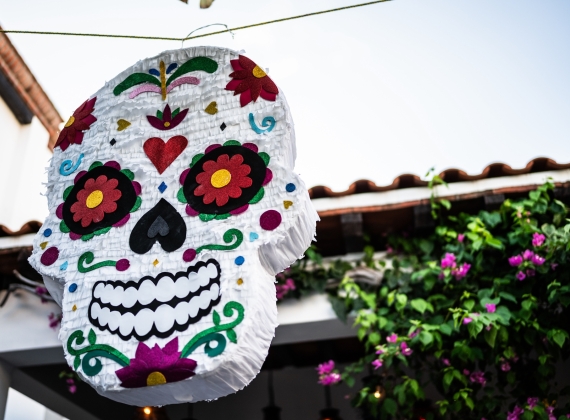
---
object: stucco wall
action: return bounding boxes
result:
[0,97,52,230]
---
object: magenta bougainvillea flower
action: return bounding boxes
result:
[371,359,383,370]
[225,55,279,107]
[522,249,535,261]
[387,333,398,343]
[441,253,457,269]
[55,97,97,151]
[509,255,523,267]
[400,342,413,356]
[147,104,189,131]
[532,233,546,247]
[115,338,197,388]
[485,303,496,313]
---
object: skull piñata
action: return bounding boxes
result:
[29,46,318,406]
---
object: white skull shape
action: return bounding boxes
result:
[29,46,318,406]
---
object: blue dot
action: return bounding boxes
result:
[286,183,296,192]
[158,182,168,193]
[43,229,52,237]
[69,283,77,293]
[235,256,245,266]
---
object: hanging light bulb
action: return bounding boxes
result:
[373,385,386,401]
[143,407,152,415]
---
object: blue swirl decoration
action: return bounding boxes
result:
[248,113,276,134]
[59,153,84,176]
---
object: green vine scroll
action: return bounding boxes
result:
[67,329,129,376]
[181,301,245,358]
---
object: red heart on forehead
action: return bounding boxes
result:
[143,136,188,174]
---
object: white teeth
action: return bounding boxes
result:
[88,260,222,340]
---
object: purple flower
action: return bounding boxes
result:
[442,358,451,366]
[387,333,398,343]
[546,406,556,420]
[531,254,545,266]
[146,104,189,131]
[453,263,471,280]
[441,253,457,269]
[527,397,539,409]
[507,405,524,420]
[463,317,473,325]
[523,249,535,261]
[501,362,511,372]
[526,269,536,277]
[276,278,296,300]
[319,373,341,385]
[316,360,335,375]
[516,271,526,281]
[463,369,470,376]
[376,347,385,355]
[532,233,546,247]
[470,371,486,386]
[457,233,465,243]
[400,342,413,356]
[409,329,420,339]
[509,255,523,267]
[115,338,197,388]
[551,263,559,271]
[371,359,383,370]
[48,312,62,330]
[485,303,496,313]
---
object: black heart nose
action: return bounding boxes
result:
[148,216,169,238]
[129,199,186,254]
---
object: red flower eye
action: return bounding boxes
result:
[62,165,138,236]
[183,145,267,215]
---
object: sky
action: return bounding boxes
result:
[1,0,569,192]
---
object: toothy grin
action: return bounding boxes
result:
[88,259,221,341]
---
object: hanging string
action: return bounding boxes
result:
[182,23,234,47]
[0,0,391,42]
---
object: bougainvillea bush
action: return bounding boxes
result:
[278,181,570,419]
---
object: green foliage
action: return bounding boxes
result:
[277,180,570,419]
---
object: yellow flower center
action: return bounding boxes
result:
[86,190,104,209]
[64,116,75,128]
[211,169,232,188]
[252,65,267,79]
[146,371,167,386]
[164,121,170,127]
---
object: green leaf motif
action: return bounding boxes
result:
[63,185,74,200]
[88,329,96,345]
[213,311,221,326]
[226,329,237,344]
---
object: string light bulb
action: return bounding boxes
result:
[143,407,152,415]
[373,385,386,401]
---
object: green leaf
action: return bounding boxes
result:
[419,331,434,346]
[130,196,142,212]
[463,299,475,311]
[258,152,270,166]
[223,140,241,147]
[157,110,163,119]
[411,298,428,314]
[440,199,451,210]
[440,323,453,335]
[521,410,534,420]
[395,294,408,310]
[248,187,265,204]
[73,356,81,371]
[177,188,188,204]
[382,398,397,415]
[63,185,74,200]
[199,213,216,222]
[59,220,70,233]
[212,311,221,326]
[443,371,454,391]
[226,328,237,343]
[171,108,180,118]
[467,322,484,338]
[190,153,205,168]
[552,330,567,348]
[88,329,96,345]
[499,291,517,303]
[89,161,103,170]
[119,169,134,181]
[484,326,498,348]
[368,332,380,345]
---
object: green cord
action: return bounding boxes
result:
[0,1,391,42]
